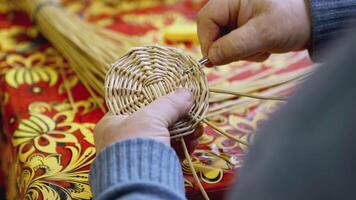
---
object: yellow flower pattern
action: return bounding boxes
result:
[5,53,59,88]
[18,146,95,200]
[13,113,79,154]
[10,99,98,199]
[14,99,96,157]
[0,27,38,53]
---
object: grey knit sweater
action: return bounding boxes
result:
[89,1,356,199]
[310,0,356,60]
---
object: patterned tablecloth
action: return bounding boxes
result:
[0,0,314,199]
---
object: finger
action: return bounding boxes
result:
[244,52,271,62]
[171,123,203,147]
[196,13,221,57]
[94,114,128,135]
[173,138,199,159]
[101,113,128,121]
[172,138,198,159]
[185,124,204,154]
[184,123,204,141]
[186,139,199,154]
[97,114,129,127]
[135,88,194,128]
[171,123,204,159]
[196,0,236,57]
[104,112,112,118]
[208,17,268,65]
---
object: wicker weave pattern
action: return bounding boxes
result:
[105,45,209,138]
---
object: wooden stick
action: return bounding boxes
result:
[181,138,210,200]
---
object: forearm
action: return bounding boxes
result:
[310,0,356,60]
[90,138,186,200]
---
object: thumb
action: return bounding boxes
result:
[136,88,194,128]
[208,17,267,65]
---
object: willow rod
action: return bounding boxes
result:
[209,88,287,101]
[181,138,210,200]
[202,119,249,147]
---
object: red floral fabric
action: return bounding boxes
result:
[0,1,314,199]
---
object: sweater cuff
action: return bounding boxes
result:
[89,138,185,199]
[309,0,356,61]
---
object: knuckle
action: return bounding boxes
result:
[135,109,152,122]
[133,111,154,127]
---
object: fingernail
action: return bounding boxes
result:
[208,46,222,66]
[205,62,214,68]
[175,88,193,102]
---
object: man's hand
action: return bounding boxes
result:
[94,88,202,155]
[197,0,311,65]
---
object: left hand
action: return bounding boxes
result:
[94,88,203,155]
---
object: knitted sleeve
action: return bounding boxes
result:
[310,0,356,60]
[89,138,186,200]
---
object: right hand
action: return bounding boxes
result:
[197,0,312,65]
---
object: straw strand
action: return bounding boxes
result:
[209,88,287,101]
[59,65,77,113]
[181,138,210,200]
[202,119,249,146]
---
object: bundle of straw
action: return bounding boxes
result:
[16,0,142,111]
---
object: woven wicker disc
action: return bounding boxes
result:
[105,45,209,138]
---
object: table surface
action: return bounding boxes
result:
[0,1,313,199]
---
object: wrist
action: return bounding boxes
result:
[90,138,185,199]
